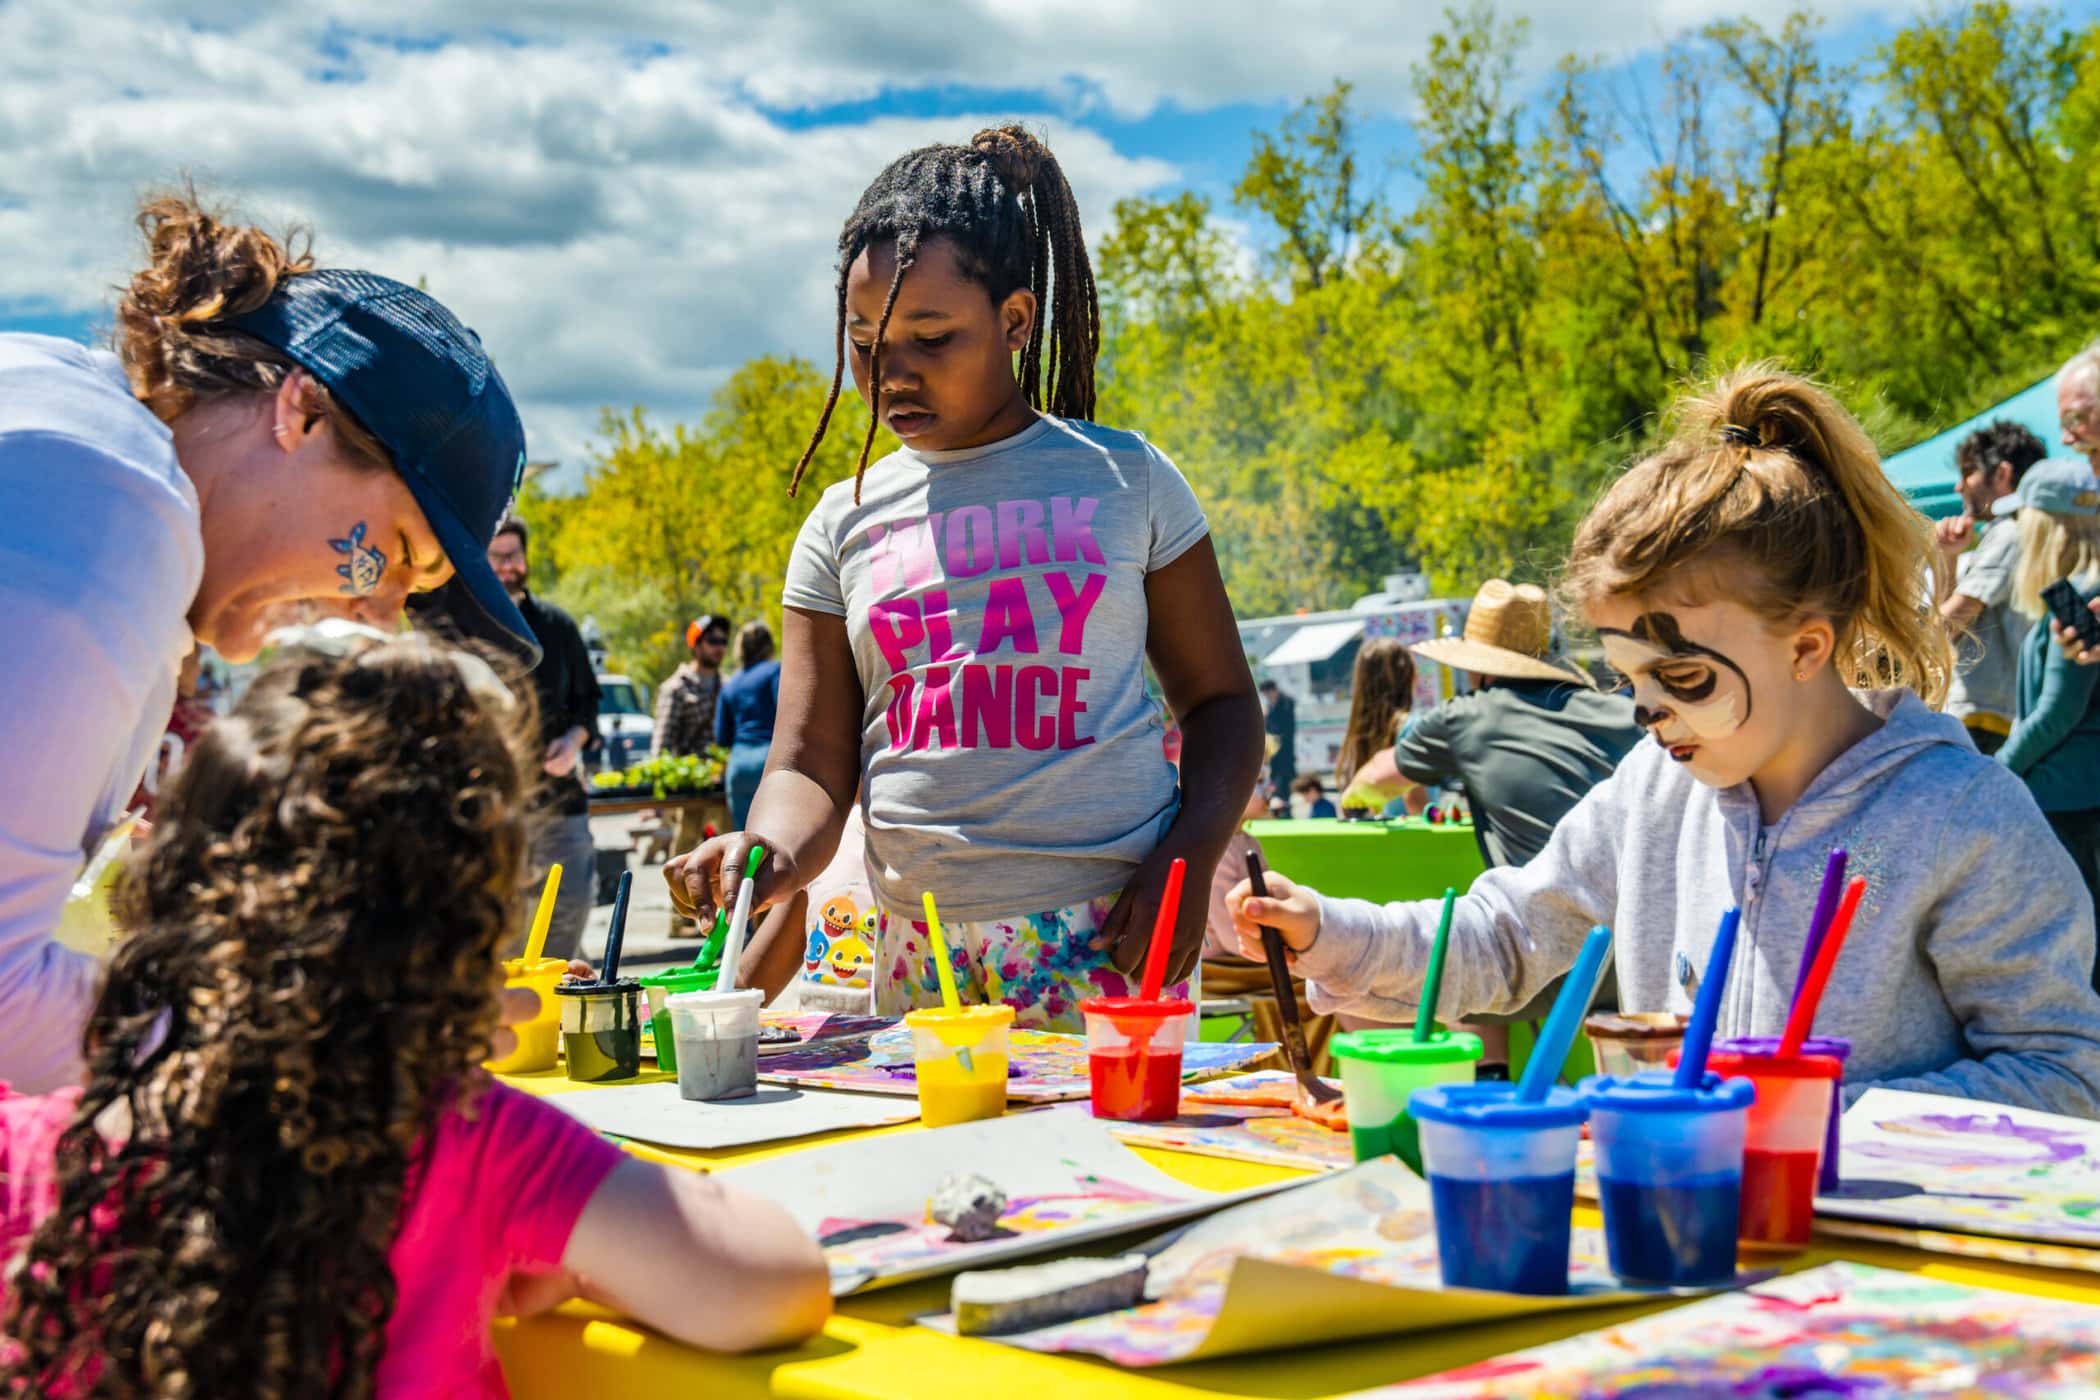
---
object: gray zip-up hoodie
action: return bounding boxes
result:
[1299,689,2100,1117]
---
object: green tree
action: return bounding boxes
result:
[517,358,875,689]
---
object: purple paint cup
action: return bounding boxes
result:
[1715,1035,1851,1192]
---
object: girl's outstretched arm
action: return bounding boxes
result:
[669,607,862,923]
[1228,772,1625,1023]
[563,1157,833,1353]
[1098,536,1264,983]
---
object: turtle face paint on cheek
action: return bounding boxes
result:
[1598,612,1754,746]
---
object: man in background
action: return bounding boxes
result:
[1937,420,2048,754]
[2060,342,2100,473]
[488,517,599,960]
[653,614,731,876]
[1260,679,1297,804]
[1342,580,1639,1073]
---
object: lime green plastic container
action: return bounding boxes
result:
[640,965,719,1074]
[1331,1028,1484,1173]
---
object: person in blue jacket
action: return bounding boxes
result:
[717,621,783,829]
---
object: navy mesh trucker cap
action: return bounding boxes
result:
[224,268,540,664]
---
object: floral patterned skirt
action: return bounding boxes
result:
[871,893,1193,1033]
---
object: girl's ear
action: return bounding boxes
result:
[1791,614,1838,681]
[1000,288,1038,354]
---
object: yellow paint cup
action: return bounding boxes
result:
[486,956,568,1074]
[904,1005,1014,1127]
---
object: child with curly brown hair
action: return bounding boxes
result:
[0,636,829,1397]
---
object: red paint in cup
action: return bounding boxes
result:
[1080,996,1192,1121]
[1703,1049,1840,1251]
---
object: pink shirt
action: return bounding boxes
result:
[0,1079,624,1398]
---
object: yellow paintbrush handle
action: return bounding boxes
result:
[922,891,963,1012]
[522,864,562,964]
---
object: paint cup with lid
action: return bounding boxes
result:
[1700,1049,1840,1251]
[1330,1029,1483,1173]
[640,965,720,1075]
[1580,1070,1754,1286]
[1410,1082,1587,1295]
[1080,997,1194,1122]
[1584,1012,1691,1080]
[1715,1035,1852,1192]
[485,956,569,1074]
[905,1004,1014,1127]
[666,987,763,1101]
[555,978,643,1083]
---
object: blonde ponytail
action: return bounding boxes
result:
[1565,362,1952,707]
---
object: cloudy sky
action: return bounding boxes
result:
[0,1,2076,485]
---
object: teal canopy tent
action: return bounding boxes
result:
[1883,372,2062,520]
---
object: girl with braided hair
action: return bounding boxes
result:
[669,126,1263,1029]
[0,635,829,1398]
[1230,364,2100,1116]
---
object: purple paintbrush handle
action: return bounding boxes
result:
[1792,849,1848,1003]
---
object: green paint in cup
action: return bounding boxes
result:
[1331,1028,1484,1173]
[638,965,718,1075]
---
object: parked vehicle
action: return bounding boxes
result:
[596,673,653,771]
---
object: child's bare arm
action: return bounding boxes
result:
[1098,537,1264,982]
[563,1158,832,1353]
[669,607,863,922]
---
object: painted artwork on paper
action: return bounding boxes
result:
[937,1157,1657,1367]
[758,1021,1276,1102]
[646,1009,888,1062]
[714,1106,1295,1294]
[1365,1261,2100,1398]
[1818,1088,2100,1251]
[1109,1071,1354,1171]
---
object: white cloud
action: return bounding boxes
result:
[0,0,1940,478]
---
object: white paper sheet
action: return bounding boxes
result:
[547,1081,920,1149]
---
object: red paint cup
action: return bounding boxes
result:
[1703,1050,1840,1251]
[1080,996,1192,1121]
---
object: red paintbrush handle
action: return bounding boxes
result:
[1779,876,1865,1057]
[1141,858,1187,1002]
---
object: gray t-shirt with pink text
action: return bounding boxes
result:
[784,416,1208,921]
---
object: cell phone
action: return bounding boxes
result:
[2041,579,2100,647]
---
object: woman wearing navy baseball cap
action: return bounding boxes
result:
[0,188,536,1091]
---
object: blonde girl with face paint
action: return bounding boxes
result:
[1228,365,2100,1117]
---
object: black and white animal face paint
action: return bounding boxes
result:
[1598,611,1755,755]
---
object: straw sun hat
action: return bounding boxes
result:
[1411,580,1590,686]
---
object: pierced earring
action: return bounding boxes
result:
[1795,671,1808,682]
[271,423,289,439]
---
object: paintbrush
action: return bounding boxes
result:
[1246,851,1342,1105]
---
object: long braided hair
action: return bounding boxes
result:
[789,124,1101,503]
[0,637,535,1399]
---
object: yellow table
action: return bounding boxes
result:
[494,1069,2100,1398]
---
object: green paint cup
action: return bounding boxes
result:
[1331,1028,1484,1174]
[639,965,719,1075]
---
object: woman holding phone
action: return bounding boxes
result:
[1998,458,2100,941]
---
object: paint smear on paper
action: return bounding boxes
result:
[1361,1260,2100,1398]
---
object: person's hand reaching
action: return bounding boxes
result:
[1096,849,1209,987]
[1933,513,1976,560]
[665,832,799,924]
[1226,870,1321,961]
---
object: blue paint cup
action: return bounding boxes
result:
[1410,1082,1587,1295]
[1580,1070,1755,1286]
[1714,1035,1851,1192]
